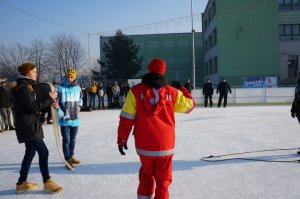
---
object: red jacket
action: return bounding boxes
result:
[118,81,195,157]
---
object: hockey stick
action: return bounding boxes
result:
[201,147,300,163]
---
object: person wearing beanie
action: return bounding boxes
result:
[117,58,196,199]
[12,63,63,194]
[56,68,83,170]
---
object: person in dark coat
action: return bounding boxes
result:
[80,83,88,111]
[0,79,15,131]
[12,63,63,194]
[291,78,300,155]
[184,79,193,93]
[123,82,131,97]
[106,83,113,109]
[203,79,214,107]
[216,79,232,107]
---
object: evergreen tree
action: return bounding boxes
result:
[99,30,143,80]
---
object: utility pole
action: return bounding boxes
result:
[88,33,91,68]
[191,0,196,88]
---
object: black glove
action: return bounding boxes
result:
[291,112,296,118]
[118,144,128,155]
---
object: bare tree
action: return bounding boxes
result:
[0,43,31,80]
[48,32,85,80]
[29,40,49,82]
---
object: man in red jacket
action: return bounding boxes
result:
[117,58,196,199]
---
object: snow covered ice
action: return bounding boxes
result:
[1,105,300,199]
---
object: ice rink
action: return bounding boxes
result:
[0,105,300,199]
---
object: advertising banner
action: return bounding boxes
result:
[243,77,277,88]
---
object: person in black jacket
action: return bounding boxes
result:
[216,79,232,107]
[106,83,113,109]
[184,78,193,93]
[12,63,63,194]
[291,78,300,155]
[0,79,15,131]
[203,79,214,107]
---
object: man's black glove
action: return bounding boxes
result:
[291,112,296,118]
[118,144,128,155]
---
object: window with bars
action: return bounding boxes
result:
[278,0,300,10]
[279,24,300,40]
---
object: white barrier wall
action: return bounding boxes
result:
[192,87,295,104]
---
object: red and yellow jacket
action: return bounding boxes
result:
[117,78,195,157]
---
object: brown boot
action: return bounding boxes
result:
[16,181,38,194]
[44,178,63,193]
[70,156,81,164]
[66,159,75,170]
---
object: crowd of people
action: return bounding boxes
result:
[0,73,234,135]
[2,58,299,198]
[79,81,131,111]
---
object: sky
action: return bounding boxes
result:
[1,105,300,198]
[0,0,208,67]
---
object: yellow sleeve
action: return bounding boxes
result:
[174,90,194,113]
[120,89,137,119]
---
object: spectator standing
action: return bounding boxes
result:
[291,78,300,154]
[0,79,15,131]
[112,81,120,108]
[56,68,83,170]
[80,83,88,111]
[88,80,97,110]
[123,82,131,97]
[119,83,125,107]
[97,82,105,109]
[184,79,193,93]
[12,63,63,194]
[203,79,214,107]
[216,79,232,107]
[106,83,113,109]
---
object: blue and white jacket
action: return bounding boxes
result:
[57,78,83,127]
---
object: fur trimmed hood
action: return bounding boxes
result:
[141,72,168,89]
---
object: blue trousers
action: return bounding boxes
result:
[18,140,50,184]
[61,126,79,160]
[89,94,96,109]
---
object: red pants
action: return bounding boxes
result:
[137,155,173,199]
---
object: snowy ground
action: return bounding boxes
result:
[0,105,300,199]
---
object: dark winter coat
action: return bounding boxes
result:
[106,85,113,98]
[124,85,131,97]
[291,84,300,117]
[203,82,214,96]
[217,81,232,95]
[11,77,52,143]
[0,87,12,108]
[184,82,193,93]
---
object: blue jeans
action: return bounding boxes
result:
[89,94,96,109]
[18,140,50,183]
[61,126,79,160]
[98,96,104,109]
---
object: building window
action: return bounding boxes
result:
[279,0,300,10]
[288,55,299,78]
[279,24,300,40]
